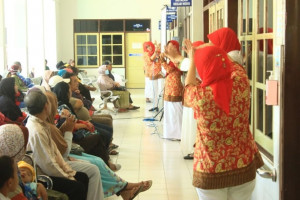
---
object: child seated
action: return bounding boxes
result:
[0,156,19,200]
[18,161,47,200]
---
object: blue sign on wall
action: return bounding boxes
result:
[167,14,177,22]
[166,6,177,12]
[129,53,143,57]
[171,0,192,7]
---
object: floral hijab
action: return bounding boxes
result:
[0,124,29,162]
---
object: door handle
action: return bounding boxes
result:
[256,167,277,182]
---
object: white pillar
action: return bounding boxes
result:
[0,0,6,72]
[191,0,203,42]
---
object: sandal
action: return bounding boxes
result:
[127,106,140,110]
[109,150,119,155]
[120,185,143,200]
[109,143,119,149]
[183,153,194,160]
[129,186,143,200]
[140,180,152,192]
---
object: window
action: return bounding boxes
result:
[75,33,99,67]
[100,20,124,32]
[239,0,274,158]
[74,20,98,33]
[100,33,124,67]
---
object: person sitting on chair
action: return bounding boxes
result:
[18,161,48,200]
[97,65,139,112]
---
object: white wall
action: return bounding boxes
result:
[56,0,169,65]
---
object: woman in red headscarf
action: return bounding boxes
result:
[183,39,263,200]
[159,40,184,140]
[181,41,204,159]
[207,27,243,65]
[143,41,164,108]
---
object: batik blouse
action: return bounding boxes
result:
[184,64,263,189]
[162,62,183,102]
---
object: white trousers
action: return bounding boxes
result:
[145,77,152,99]
[180,106,197,154]
[163,101,183,140]
[68,160,104,200]
[148,78,164,106]
[196,179,256,200]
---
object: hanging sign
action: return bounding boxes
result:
[166,6,177,12]
[171,0,192,7]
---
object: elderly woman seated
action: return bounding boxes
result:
[8,62,34,92]
[97,65,139,112]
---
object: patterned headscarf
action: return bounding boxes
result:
[207,27,241,53]
[143,41,155,56]
[194,45,234,115]
[0,124,29,162]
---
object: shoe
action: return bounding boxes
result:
[148,107,158,112]
[128,106,140,110]
[184,153,194,160]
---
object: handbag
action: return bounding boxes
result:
[70,143,84,155]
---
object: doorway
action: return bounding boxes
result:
[125,32,150,88]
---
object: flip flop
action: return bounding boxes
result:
[140,180,152,192]
[129,185,143,200]
[109,144,119,151]
[183,153,194,160]
[127,106,140,110]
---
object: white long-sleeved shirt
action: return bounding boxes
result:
[26,115,76,180]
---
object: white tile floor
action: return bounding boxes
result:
[92,89,198,200]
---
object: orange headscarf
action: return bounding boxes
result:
[194,45,234,115]
[143,41,155,56]
[207,27,241,53]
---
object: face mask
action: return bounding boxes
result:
[105,70,110,75]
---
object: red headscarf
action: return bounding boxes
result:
[207,27,241,53]
[143,41,155,56]
[167,40,180,52]
[194,45,234,115]
[259,27,273,54]
[192,41,205,47]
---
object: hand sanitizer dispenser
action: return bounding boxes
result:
[266,71,278,105]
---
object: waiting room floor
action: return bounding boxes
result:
[92,89,198,200]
